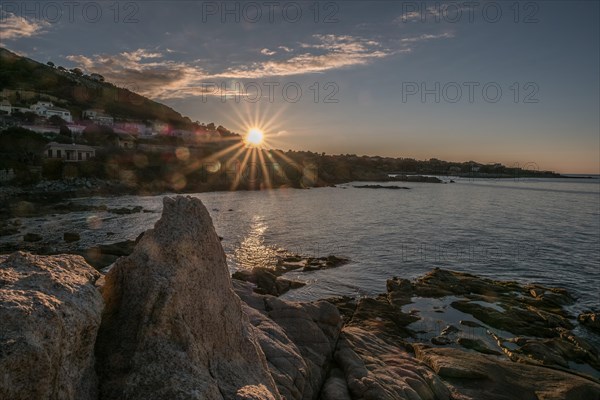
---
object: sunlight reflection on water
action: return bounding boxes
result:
[233,216,289,270]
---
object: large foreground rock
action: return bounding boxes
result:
[95,196,280,400]
[234,280,343,400]
[0,252,103,400]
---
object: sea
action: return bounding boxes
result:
[3,176,599,314]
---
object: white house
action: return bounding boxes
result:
[44,107,73,123]
[30,101,73,123]
[83,109,114,125]
[0,99,11,115]
[46,142,95,162]
[30,101,53,111]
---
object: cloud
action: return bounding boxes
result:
[0,12,50,41]
[66,35,392,99]
[261,48,277,56]
[217,34,391,79]
[278,46,292,52]
[66,49,210,99]
[64,33,443,100]
[400,32,454,43]
[395,3,468,23]
[120,49,163,62]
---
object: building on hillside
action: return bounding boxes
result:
[45,142,95,162]
[10,106,32,115]
[114,121,148,136]
[0,99,11,115]
[30,101,73,122]
[30,101,53,111]
[66,124,87,134]
[82,109,114,125]
[151,121,169,136]
[116,132,135,149]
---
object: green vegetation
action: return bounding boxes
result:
[0,47,207,131]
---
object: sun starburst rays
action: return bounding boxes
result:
[171,102,303,191]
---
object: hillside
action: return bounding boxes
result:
[0,47,197,129]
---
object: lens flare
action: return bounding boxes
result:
[245,128,264,146]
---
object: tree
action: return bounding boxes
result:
[48,115,67,126]
[207,122,216,130]
[70,68,83,76]
[0,127,49,165]
[47,61,55,67]
[14,111,38,123]
[82,125,117,146]
[59,125,72,137]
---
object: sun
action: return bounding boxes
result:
[245,128,264,147]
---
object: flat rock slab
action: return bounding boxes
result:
[416,346,600,400]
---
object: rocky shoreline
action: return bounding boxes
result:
[1,196,598,399]
[0,174,447,219]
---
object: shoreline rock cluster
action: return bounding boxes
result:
[1,196,599,399]
[232,254,350,296]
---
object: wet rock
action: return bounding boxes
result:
[0,252,103,400]
[457,338,502,356]
[579,312,600,334]
[0,220,19,236]
[54,202,108,213]
[413,268,523,298]
[0,226,18,236]
[63,232,80,243]
[510,331,600,370]
[107,205,143,214]
[440,325,459,336]
[232,267,305,296]
[302,255,350,272]
[460,320,484,328]
[80,240,136,269]
[451,300,573,337]
[431,336,452,345]
[95,196,280,400]
[352,185,410,190]
[350,296,419,336]
[390,175,443,183]
[386,277,414,306]
[23,232,42,242]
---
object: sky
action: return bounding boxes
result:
[1,0,599,173]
